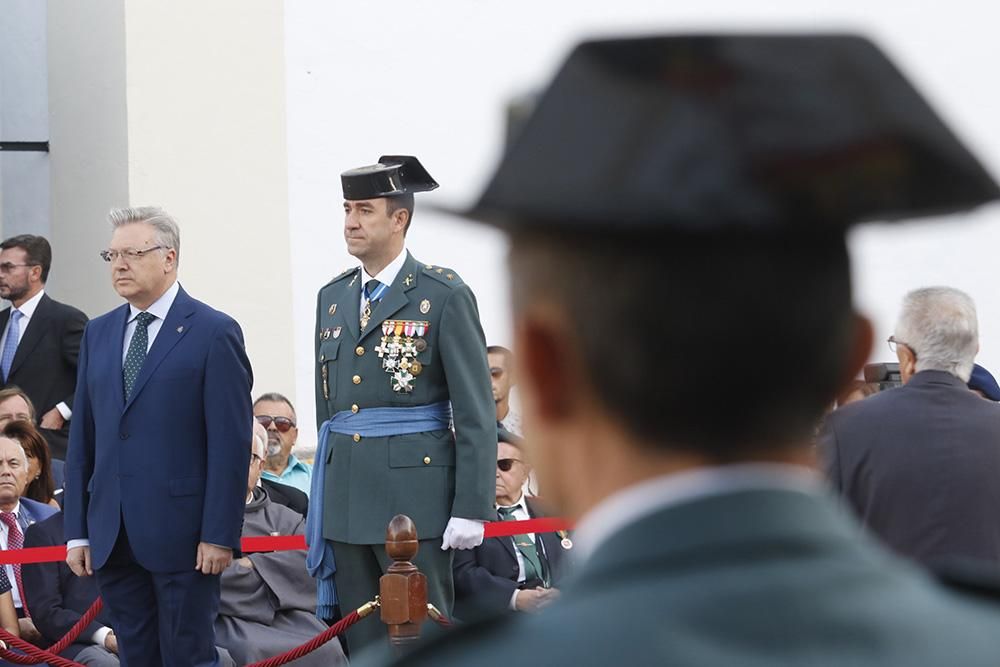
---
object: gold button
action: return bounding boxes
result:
[320,354,326,362]
[351,404,359,414]
[353,433,361,442]
[423,456,431,465]
[355,346,365,356]
[352,375,362,385]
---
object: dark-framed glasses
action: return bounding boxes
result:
[0,263,39,274]
[99,246,166,263]
[497,458,523,472]
[255,415,296,432]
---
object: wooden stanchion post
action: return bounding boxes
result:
[380,514,428,651]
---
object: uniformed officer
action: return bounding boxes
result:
[357,35,1000,667]
[308,155,496,655]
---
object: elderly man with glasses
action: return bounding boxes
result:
[253,392,311,497]
[452,428,570,621]
[822,287,1000,566]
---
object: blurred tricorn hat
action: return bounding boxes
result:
[342,155,439,201]
[446,34,1000,231]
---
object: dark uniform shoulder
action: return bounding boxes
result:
[420,263,465,288]
[320,266,360,292]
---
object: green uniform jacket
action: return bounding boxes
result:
[315,251,496,545]
[362,489,1000,667]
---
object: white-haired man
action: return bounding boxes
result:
[821,286,1000,565]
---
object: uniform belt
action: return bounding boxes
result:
[325,401,452,438]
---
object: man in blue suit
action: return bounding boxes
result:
[64,207,253,667]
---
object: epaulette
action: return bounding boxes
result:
[323,266,360,289]
[421,263,464,287]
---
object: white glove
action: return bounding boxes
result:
[440,517,486,550]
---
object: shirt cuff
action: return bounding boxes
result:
[67,539,90,550]
[509,589,519,611]
[92,626,112,647]
[56,402,72,420]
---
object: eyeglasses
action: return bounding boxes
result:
[0,263,39,274]
[497,458,523,472]
[887,335,914,355]
[255,415,296,432]
[99,246,167,263]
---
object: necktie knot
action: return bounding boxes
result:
[0,512,16,530]
[497,505,523,519]
[135,311,156,328]
[10,310,22,324]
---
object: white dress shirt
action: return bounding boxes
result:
[121,280,180,362]
[67,281,181,554]
[572,463,823,564]
[0,291,72,420]
[358,248,407,317]
[497,494,538,610]
[0,501,25,609]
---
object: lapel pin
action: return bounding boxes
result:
[404,274,414,287]
[420,299,431,314]
[177,326,184,333]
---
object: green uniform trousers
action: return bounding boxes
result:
[333,539,454,657]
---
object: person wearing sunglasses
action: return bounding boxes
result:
[254,393,311,497]
[453,428,568,621]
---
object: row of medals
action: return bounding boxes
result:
[375,320,429,393]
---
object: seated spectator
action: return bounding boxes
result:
[252,421,308,518]
[453,428,569,621]
[967,363,1000,401]
[0,389,32,427]
[23,512,118,665]
[213,423,346,667]
[0,387,65,492]
[254,393,312,497]
[0,433,57,643]
[821,287,1000,565]
[2,422,57,508]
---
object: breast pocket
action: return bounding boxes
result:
[319,339,342,402]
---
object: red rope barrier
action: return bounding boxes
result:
[0,518,576,566]
[0,597,103,665]
[0,629,88,667]
[243,609,361,667]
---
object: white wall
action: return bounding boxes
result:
[286,2,1000,439]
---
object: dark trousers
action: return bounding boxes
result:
[332,539,454,658]
[95,528,221,667]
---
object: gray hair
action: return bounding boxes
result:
[108,206,181,262]
[895,287,979,382]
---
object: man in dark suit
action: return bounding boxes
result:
[0,433,58,644]
[64,207,253,667]
[0,235,88,460]
[453,429,567,620]
[362,35,1000,667]
[821,287,1000,565]
[24,512,118,666]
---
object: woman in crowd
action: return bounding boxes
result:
[3,421,58,508]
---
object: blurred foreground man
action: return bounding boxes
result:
[312,156,495,654]
[369,35,1000,666]
[822,287,1000,564]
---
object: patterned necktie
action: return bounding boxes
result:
[1,310,23,382]
[497,505,546,585]
[0,512,28,616]
[360,279,387,330]
[123,312,156,400]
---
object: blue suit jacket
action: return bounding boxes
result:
[64,286,253,573]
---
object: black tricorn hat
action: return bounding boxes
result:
[341,155,439,201]
[452,34,1000,231]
